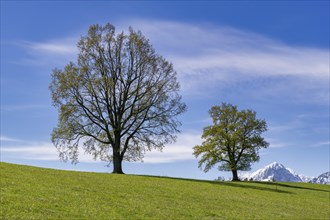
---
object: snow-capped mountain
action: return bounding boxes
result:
[239,162,329,184]
[310,172,330,184]
[298,174,314,183]
[240,162,302,182]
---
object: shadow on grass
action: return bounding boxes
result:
[251,181,330,193]
[214,181,292,194]
[134,175,293,194]
[135,175,329,194]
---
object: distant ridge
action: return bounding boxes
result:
[240,162,329,184]
[311,172,330,184]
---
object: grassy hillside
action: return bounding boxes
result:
[1,162,329,219]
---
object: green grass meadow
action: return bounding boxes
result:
[1,162,329,219]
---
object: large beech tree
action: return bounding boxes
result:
[50,23,186,173]
[193,103,269,181]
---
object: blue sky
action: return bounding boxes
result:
[1,1,329,180]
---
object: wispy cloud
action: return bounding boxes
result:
[312,141,330,148]
[1,132,201,164]
[126,20,329,103]
[265,138,290,148]
[143,131,201,163]
[0,136,22,142]
[128,20,328,77]
[13,38,78,66]
[23,40,77,55]
[1,141,96,162]
[14,19,329,104]
[1,144,59,161]
[268,120,303,133]
[265,115,329,149]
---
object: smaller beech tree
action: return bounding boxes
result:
[193,103,269,181]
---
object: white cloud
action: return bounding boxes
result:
[14,19,329,104]
[265,138,289,148]
[1,143,59,161]
[22,39,78,55]
[125,20,329,103]
[143,132,202,163]
[127,20,328,77]
[268,120,302,133]
[1,140,96,162]
[312,141,330,147]
[25,40,77,55]
[1,132,202,164]
[0,136,21,142]
[13,38,78,66]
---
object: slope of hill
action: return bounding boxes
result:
[1,162,329,219]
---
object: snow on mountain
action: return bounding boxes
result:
[298,174,314,183]
[239,162,329,184]
[310,172,330,184]
[240,162,302,182]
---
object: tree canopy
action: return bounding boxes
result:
[193,103,269,181]
[50,23,186,173]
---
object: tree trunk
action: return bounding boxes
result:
[112,152,124,174]
[112,133,124,174]
[231,169,239,181]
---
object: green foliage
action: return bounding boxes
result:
[49,23,186,173]
[1,162,329,219]
[193,103,269,180]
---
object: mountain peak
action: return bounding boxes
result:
[240,163,329,184]
[266,162,285,169]
[241,162,301,182]
[313,172,330,184]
